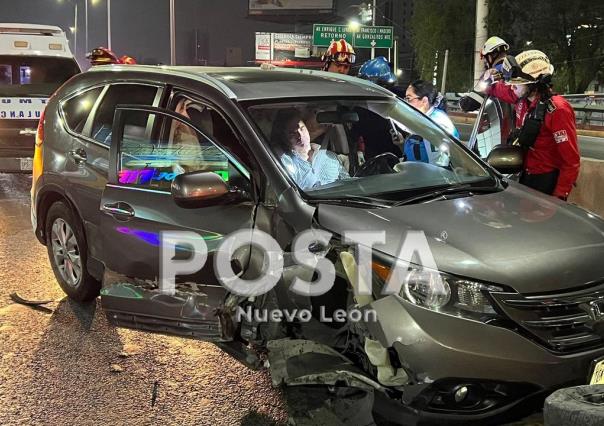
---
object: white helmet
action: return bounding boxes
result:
[505,50,555,85]
[481,36,509,57]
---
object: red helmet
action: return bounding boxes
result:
[86,47,120,66]
[119,55,137,65]
[321,39,356,66]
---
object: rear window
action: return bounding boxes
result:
[61,86,104,134]
[0,55,80,96]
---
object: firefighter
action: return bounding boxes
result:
[86,47,121,66]
[321,39,356,75]
[489,50,580,200]
[460,36,510,112]
[86,47,137,66]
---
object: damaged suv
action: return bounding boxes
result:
[31,65,604,424]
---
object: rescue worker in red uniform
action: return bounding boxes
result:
[487,50,580,200]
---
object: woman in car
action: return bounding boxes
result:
[271,109,349,190]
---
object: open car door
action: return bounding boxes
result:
[467,96,514,158]
[98,105,255,341]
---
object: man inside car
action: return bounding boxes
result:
[271,109,349,189]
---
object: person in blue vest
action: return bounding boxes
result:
[403,80,460,164]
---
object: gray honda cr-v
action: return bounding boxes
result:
[31,65,604,424]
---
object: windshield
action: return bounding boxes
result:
[0,55,80,96]
[246,97,495,202]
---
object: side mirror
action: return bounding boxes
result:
[171,171,242,208]
[486,144,524,174]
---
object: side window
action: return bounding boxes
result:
[61,86,104,134]
[171,96,253,169]
[117,109,249,193]
[91,84,158,146]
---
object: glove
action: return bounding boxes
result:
[459,91,484,112]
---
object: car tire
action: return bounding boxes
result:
[45,201,101,302]
[544,385,604,426]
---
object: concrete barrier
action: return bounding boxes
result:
[568,158,604,217]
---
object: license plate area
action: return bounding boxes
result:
[20,157,33,171]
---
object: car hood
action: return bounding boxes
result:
[316,183,604,294]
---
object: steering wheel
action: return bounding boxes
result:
[354,152,400,177]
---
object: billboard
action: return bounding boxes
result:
[249,0,334,15]
[255,32,323,68]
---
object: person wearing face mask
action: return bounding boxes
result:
[271,109,349,189]
[488,50,579,200]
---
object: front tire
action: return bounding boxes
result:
[45,201,100,302]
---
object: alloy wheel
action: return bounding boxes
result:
[50,218,82,287]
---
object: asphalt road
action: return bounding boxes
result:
[0,173,545,426]
[457,123,604,160]
[0,173,287,425]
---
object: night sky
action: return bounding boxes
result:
[0,0,361,69]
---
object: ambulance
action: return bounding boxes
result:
[0,23,80,172]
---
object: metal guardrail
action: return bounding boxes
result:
[447,93,604,127]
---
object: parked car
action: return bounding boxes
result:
[31,65,604,424]
[0,23,80,172]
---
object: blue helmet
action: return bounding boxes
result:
[358,56,397,87]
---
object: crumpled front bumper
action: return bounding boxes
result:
[362,295,604,419]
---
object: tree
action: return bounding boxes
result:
[410,0,477,92]
[488,0,604,93]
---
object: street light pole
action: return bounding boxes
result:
[85,0,88,54]
[370,0,376,59]
[107,0,111,50]
[170,0,176,65]
[74,3,78,57]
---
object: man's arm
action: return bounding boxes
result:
[549,105,580,198]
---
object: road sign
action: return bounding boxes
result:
[354,26,394,49]
[312,24,354,47]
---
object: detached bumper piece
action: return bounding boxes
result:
[101,282,223,340]
[267,339,380,426]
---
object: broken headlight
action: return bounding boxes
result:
[372,262,503,321]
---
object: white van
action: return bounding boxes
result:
[0,23,80,172]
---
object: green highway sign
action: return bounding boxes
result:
[312,24,354,47]
[313,24,394,49]
[354,25,394,49]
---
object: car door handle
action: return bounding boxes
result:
[69,149,87,164]
[102,202,135,218]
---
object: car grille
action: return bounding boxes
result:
[491,283,604,353]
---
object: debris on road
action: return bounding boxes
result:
[110,364,124,373]
[151,381,160,407]
[9,292,53,314]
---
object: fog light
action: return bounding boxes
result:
[454,385,468,403]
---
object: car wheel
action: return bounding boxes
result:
[45,201,101,302]
[544,385,604,426]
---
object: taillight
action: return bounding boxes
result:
[35,108,46,147]
[33,108,46,182]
